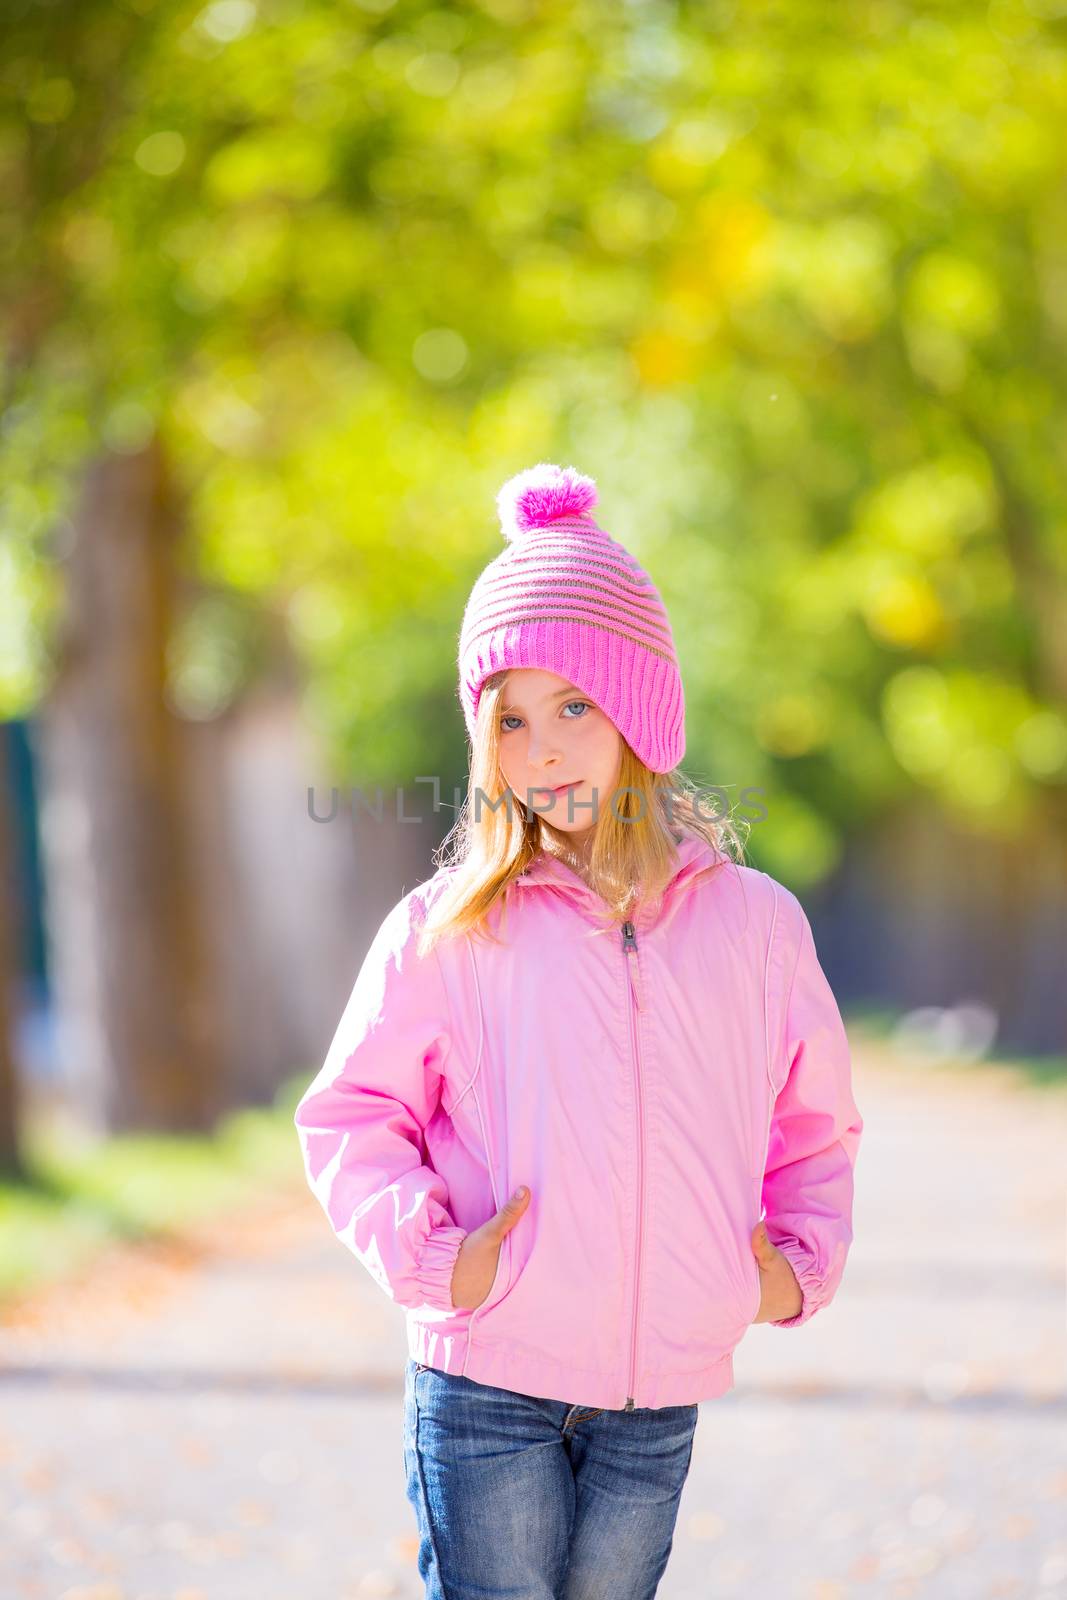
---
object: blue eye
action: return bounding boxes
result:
[500,702,592,733]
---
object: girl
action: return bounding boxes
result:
[294,463,863,1600]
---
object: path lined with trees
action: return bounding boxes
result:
[2,1045,1063,1598]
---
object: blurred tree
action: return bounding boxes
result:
[2,1,231,1134]
[5,0,1065,829]
[34,437,223,1132]
[0,729,26,1176]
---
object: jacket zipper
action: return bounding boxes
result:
[517,860,718,1407]
[620,917,646,1411]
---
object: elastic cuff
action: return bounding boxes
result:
[415,1224,468,1312]
[769,1237,823,1327]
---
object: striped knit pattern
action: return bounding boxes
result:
[457,471,685,773]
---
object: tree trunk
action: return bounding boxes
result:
[0,726,26,1177]
[33,436,223,1134]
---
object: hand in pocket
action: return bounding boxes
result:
[450,1186,530,1310]
[749,1219,803,1323]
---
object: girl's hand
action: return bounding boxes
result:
[450,1186,531,1311]
[749,1219,803,1324]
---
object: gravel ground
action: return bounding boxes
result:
[1,1046,1064,1599]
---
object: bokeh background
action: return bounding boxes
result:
[1,1,1065,1596]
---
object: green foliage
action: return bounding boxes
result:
[2,0,1066,876]
[0,1072,310,1298]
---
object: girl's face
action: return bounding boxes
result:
[496,668,623,840]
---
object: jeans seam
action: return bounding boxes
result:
[412,1367,452,1600]
[562,1406,604,1435]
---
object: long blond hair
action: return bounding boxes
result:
[416,669,749,958]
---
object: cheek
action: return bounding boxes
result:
[591,725,622,778]
[498,743,525,787]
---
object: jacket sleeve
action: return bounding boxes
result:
[292,892,466,1313]
[761,898,863,1328]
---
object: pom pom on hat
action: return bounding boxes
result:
[496,462,599,544]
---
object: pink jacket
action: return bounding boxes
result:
[293,834,863,1410]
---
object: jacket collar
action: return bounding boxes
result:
[511,831,727,925]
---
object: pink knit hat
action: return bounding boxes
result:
[457,463,685,773]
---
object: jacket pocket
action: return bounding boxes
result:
[745,1238,762,1325]
[464,1227,514,1321]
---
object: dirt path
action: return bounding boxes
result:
[2,1048,1064,1599]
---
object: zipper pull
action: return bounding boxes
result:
[620,921,646,1012]
[624,1395,635,1410]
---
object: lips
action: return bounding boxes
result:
[552,780,582,793]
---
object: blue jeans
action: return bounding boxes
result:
[402,1357,700,1599]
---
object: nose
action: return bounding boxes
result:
[527,735,561,769]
